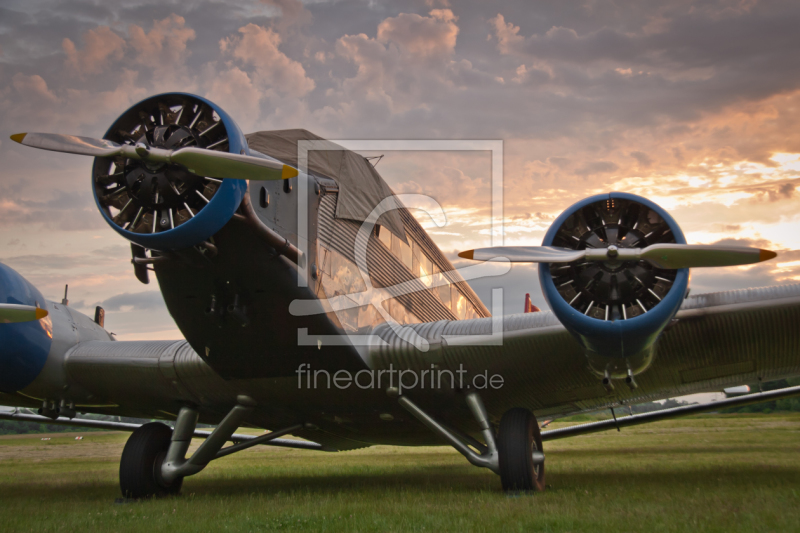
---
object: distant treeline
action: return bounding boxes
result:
[720,377,800,414]
[0,413,157,436]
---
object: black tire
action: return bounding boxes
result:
[497,408,545,492]
[119,422,183,499]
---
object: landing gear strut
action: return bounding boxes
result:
[118,395,304,499]
[390,388,545,493]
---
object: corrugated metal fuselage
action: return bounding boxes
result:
[144,175,493,448]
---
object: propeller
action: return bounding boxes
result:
[0,304,49,324]
[458,243,777,269]
[10,133,299,182]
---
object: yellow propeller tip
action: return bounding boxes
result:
[759,249,777,262]
[10,133,27,144]
[35,308,48,320]
[458,250,474,260]
[282,165,299,180]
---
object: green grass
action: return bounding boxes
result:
[0,414,798,532]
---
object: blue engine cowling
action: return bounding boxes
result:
[538,192,690,377]
[0,263,52,393]
[91,93,248,251]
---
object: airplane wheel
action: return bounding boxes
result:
[119,422,183,499]
[497,408,545,492]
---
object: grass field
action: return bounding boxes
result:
[0,414,798,532]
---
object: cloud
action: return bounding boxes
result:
[709,236,775,249]
[62,26,126,75]
[0,190,106,231]
[220,23,315,97]
[12,74,58,103]
[318,8,505,132]
[376,9,459,61]
[98,291,166,312]
[261,0,312,29]
[3,0,800,338]
[575,160,619,176]
[128,14,196,70]
[489,14,524,55]
[630,151,653,167]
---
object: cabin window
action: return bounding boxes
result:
[391,234,413,271]
[432,264,451,309]
[422,257,433,287]
[382,298,421,325]
[452,291,467,320]
[318,246,386,332]
[378,225,392,250]
[357,301,385,329]
[327,247,366,294]
[373,227,478,320]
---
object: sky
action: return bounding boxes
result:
[1,0,799,340]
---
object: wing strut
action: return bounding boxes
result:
[0,408,332,451]
[541,385,800,441]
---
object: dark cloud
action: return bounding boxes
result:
[98,291,166,312]
[575,160,619,176]
[630,151,653,167]
[0,190,105,231]
[708,237,774,249]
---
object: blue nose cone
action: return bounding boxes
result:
[0,263,52,392]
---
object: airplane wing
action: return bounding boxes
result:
[368,283,800,420]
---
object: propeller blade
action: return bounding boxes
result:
[459,243,777,269]
[10,133,123,157]
[170,148,299,181]
[11,133,299,182]
[633,244,777,269]
[0,304,49,324]
[458,246,586,263]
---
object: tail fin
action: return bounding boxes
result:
[524,293,540,313]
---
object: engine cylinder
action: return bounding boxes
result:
[91,93,248,251]
[538,192,689,375]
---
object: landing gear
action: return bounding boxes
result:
[119,422,183,499]
[497,408,545,492]
[390,389,546,493]
[118,396,305,499]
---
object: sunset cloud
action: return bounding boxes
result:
[220,23,315,96]
[62,26,126,75]
[1,0,798,326]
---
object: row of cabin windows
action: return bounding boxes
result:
[376,226,478,320]
[316,245,421,332]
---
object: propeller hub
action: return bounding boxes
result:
[93,95,230,235]
[548,197,679,321]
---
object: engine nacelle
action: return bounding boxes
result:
[538,192,689,377]
[0,263,52,393]
[92,93,248,251]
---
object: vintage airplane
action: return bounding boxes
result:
[2,92,799,498]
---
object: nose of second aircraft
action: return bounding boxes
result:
[0,263,52,393]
